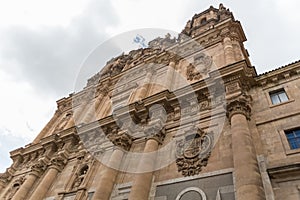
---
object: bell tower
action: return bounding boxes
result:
[181,3,251,69]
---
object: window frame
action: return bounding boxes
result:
[278,127,300,155]
[265,86,294,108]
[285,129,300,150]
[269,88,289,105]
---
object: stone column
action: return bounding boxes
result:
[165,61,175,91]
[64,116,75,129]
[10,155,23,173]
[129,127,165,200]
[28,156,66,200]
[232,38,243,61]
[11,163,44,200]
[0,180,6,195]
[135,70,153,100]
[67,94,93,129]
[33,110,60,144]
[223,36,235,65]
[82,93,104,124]
[227,95,265,200]
[92,131,132,200]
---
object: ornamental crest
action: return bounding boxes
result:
[176,126,213,176]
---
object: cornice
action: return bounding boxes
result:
[255,60,300,87]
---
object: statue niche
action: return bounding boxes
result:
[72,165,89,190]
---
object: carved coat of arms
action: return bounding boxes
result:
[176,127,213,176]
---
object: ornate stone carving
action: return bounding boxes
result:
[148,33,176,49]
[0,171,12,184]
[4,176,25,199]
[50,155,67,171]
[31,161,47,176]
[57,98,72,113]
[226,94,251,121]
[226,82,240,94]
[176,126,213,176]
[186,63,202,81]
[107,130,133,151]
[145,126,166,144]
[194,53,212,74]
[72,164,89,190]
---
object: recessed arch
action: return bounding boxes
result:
[175,187,207,200]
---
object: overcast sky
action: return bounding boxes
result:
[0,0,299,172]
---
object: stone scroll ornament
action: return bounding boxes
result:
[176,126,213,176]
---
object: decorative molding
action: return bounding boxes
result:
[107,130,133,151]
[0,171,12,184]
[226,94,251,121]
[30,161,47,177]
[145,121,166,144]
[50,155,67,172]
[186,63,202,81]
[175,187,207,200]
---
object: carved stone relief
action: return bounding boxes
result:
[4,176,24,200]
[107,130,133,151]
[72,165,89,190]
[226,94,251,121]
[176,126,213,176]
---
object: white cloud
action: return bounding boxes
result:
[0,0,300,172]
[0,70,56,140]
[0,0,88,28]
[108,0,185,35]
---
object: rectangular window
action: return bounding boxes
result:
[285,129,300,149]
[269,89,288,104]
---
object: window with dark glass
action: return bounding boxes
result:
[200,17,207,25]
[269,89,288,104]
[285,129,300,149]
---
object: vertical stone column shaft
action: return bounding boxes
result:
[66,95,95,129]
[165,61,175,91]
[230,113,264,200]
[129,138,159,200]
[224,37,235,65]
[11,172,39,200]
[92,148,124,200]
[28,167,60,200]
[82,94,104,124]
[0,181,5,195]
[232,39,243,60]
[136,71,152,100]
[33,111,60,143]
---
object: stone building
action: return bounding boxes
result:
[1,4,300,200]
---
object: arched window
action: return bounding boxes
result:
[200,17,207,25]
[73,165,89,189]
[175,187,207,200]
[79,165,89,175]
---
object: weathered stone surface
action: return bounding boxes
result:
[1,4,300,200]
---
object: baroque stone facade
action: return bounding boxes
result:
[1,4,300,200]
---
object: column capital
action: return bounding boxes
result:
[30,161,47,177]
[0,171,12,184]
[50,155,67,172]
[226,94,251,122]
[107,131,132,151]
[145,124,166,144]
